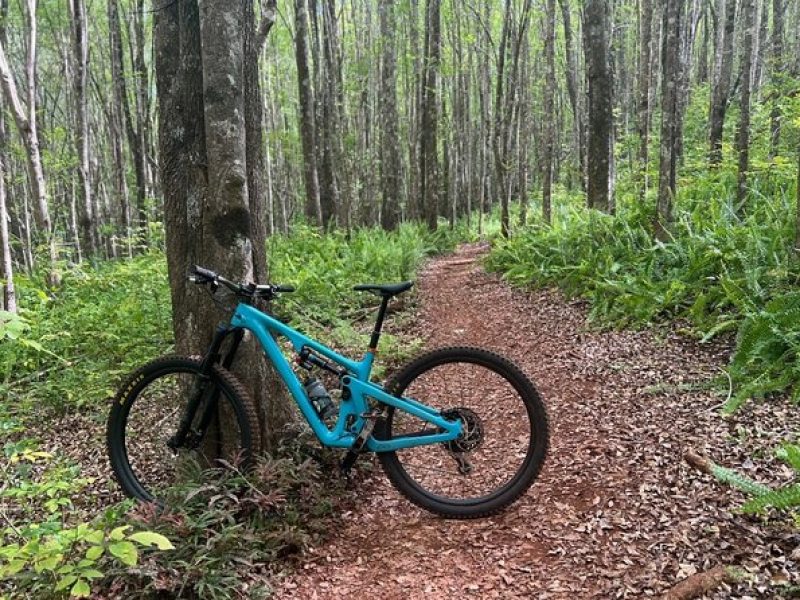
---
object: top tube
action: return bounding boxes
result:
[230,303,375,381]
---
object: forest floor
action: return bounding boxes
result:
[273,243,800,600]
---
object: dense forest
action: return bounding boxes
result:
[2,0,800,597]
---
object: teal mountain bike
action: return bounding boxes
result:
[107,266,549,518]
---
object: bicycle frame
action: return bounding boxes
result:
[229,303,462,452]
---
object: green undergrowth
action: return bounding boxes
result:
[0,220,473,414]
[0,427,346,599]
[488,162,800,412]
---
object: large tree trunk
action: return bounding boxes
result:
[708,0,736,165]
[583,0,614,212]
[69,0,96,259]
[156,0,289,451]
[655,0,686,241]
[379,0,401,230]
[735,0,757,211]
[294,0,322,226]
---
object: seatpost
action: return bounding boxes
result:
[369,296,391,351]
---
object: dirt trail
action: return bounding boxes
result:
[275,243,798,599]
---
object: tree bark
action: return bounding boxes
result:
[735,0,757,211]
[709,0,736,165]
[0,0,13,312]
[378,0,401,230]
[583,0,614,212]
[542,0,556,224]
[0,96,14,313]
[559,0,585,190]
[294,0,322,226]
[770,0,784,156]
[655,0,686,241]
[420,0,441,231]
[69,0,96,259]
[638,0,654,195]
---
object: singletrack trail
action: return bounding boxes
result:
[275,243,798,599]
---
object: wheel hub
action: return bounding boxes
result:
[442,407,483,453]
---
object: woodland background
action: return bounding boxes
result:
[1,0,800,597]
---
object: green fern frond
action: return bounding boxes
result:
[740,484,800,514]
[776,444,800,473]
[708,463,771,497]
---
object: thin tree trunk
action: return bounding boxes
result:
[69,0,96,259]
[420,0,441,231]
[638,0,654,195]
[559,0,585,190]
[770,0,784,157]
[379,0,401,230]
[736,0,757,211]
[583,0,614,212]
[709,0,736,165]
[542,0,556,224]
[655,0,686,240]
[0,96,14,313]
[294,0,322,226]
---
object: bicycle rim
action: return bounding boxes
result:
[108,358,253,504]
[381,348,544,512]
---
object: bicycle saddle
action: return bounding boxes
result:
[353,281,413,297]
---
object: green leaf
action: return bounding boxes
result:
[71,578,90,598]
[108,525,129,541]
[108,541,138,566]
[128,531,175,550]
[85,546,103,561]
[80,569,103,579]
[55,574,77,591]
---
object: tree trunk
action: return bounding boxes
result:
[0,95,14,313]
[420,0,441,231]
[379,0,401,230]
[559,0,585,190]
[736,0,757,211]
[156,0,289,451]
[583,0,614,212]
[655,0,686,240]
[542,0,556,224]
[294,0,322,226]
[106,0,132,254]
[770,0,784,156]
[709,0,736,165]
[638,0,654,195]
[69,0,96,259]
[109,0,147,232]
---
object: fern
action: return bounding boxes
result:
[740,484,800,514]
[708,463,771,497]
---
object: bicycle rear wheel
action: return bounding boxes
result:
[107,355,259,504]
[377,347,548,518]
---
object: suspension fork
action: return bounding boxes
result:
[167,324,244,450]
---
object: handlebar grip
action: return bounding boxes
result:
[191,265,217,282]
[275,285,295,293]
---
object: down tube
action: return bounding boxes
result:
[235,313,354,446]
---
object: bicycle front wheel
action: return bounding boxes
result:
[377,347,548,518]
[107,355,259,504]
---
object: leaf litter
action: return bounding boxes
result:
[273,243,799,599]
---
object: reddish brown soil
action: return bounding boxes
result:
[274,243,799,599]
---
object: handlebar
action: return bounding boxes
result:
[188,265,295,299]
